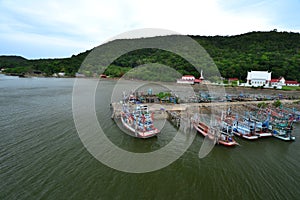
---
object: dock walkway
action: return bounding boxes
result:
[111,99,299,118]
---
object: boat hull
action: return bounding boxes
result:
[218,140,238,146]
[272,129,295,141]
[273,134,295,141]
[232,130,259,140]
[256,132,272,137]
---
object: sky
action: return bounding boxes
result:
[0,0,299,59]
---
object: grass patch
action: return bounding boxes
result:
[281,86,300,91]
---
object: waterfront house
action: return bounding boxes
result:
[228,78,239,85]
[177,70,204,84]
[270,77,285,89]
[177,75,195,84]
[245,71,271,87]
[58,72,65,77]
[285,80,299,86]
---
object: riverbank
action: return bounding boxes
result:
[1,73,300,99]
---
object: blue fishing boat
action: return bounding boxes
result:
[225,112,259,140]
[242,114,272,137]
[232,120,259,140]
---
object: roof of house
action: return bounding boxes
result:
[228,78,238,81]
[182,75,195,78]
[246,71,271,80]
[271,77,285,82]
[271,79,279,83]
[285,80,299,84]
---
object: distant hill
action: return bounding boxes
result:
[0,55,27,62]
[1,30,299,81]
[192,31,300,81]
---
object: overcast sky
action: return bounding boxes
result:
[0,0,299,59]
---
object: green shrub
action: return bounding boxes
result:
[273,100,282,108]
[258,102,268,108]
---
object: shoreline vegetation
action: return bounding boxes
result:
[1,73,299,99]
[1,30,300,84]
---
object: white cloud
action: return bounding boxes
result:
[127,0,275,35]
[0,0,298,58]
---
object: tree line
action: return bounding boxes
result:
[1,31,299,82]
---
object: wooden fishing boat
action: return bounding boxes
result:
[242,117,273,137]
[193,121,238,146]
[121,104,159,138]
[272,129,295,141]
[271,121,295,141]
[263,109,296,141]
[232,120,259,140]
[220,112,259,140]
[219,127,239,146]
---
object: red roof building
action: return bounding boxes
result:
[181,75,195,80]
[228,78,238,82]
[177,71,205,84]
[177,75,195,84]
[270,79,279,83]
[270,77,285,88]
[228,78,239,85]
[285,80,299,86]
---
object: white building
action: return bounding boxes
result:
[177,75,196,84]
[58,72,65,77]
[245,71,271,87]
[270,77,285,89]
[52,72,66,77]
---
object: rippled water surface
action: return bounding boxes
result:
[0,75,299,200]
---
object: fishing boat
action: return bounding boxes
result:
[121,104,160,138]
[271,120,295,141]
[219,124,239,146]
[242,117,272,137]
[221,111,258,140]
[193,121,238,146]
[232,120,259,140]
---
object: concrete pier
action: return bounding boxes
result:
[111,99,299,129]
[111,99,299,117]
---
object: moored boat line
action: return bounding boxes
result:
[219,107,296,141]
[113,91,297,142]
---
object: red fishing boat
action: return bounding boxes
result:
[193,121,238,146]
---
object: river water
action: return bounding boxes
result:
[0,75,299,200]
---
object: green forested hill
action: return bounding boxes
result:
[0,51,89,76]
[1,31,299,81]
[193,31,300,80]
